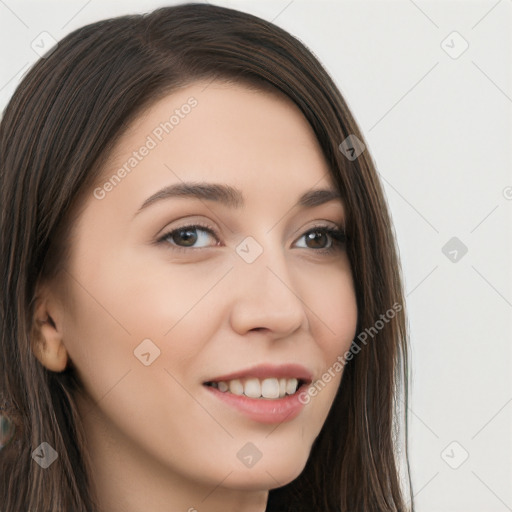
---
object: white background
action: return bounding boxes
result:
[1,1,511,510]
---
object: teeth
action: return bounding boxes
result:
[286,378,298,395]
[217,381,229,392]
[229,379,244,396]
[209,377,301,399]
[279,378,287,397]
[261,378,280,399]
[244,378,261,398]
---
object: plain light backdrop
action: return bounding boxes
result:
[1,1,511,511]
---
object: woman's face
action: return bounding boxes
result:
[50,81,358,508]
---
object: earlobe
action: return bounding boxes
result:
[31,294,69,373]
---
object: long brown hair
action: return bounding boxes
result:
[0,3,413,511]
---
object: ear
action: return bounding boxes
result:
[31,283,69,373]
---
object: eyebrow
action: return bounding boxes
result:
[134,181,342,216]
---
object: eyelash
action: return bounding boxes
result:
[156,222,347,255]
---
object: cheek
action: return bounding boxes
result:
[60,278,136,402]
[308,264,358,357]
[303,266,357,406]
[60,252,227,402]
[106,241,232,331]
[121,261,231,335]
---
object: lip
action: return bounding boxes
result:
[202,363,314,424]
[203,363,314,384]
[203,380,310,424]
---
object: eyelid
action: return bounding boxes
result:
[154,221,220,249]
[155,219,346,254]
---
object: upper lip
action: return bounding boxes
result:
[203,363,314,384]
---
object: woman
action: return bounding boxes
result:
[0,3,412,511]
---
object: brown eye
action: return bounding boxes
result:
[158,224,219,250]
[304,230,329,249]
[295,227,347,254]
[171,228,199,247]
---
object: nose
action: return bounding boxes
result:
[228,243,309,338]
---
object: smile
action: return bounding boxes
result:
[204,377,305,399]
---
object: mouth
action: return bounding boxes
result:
[203,377,310,400]
[202,364,313,424]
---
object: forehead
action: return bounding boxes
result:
[90,81,338,217]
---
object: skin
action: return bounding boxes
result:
[33,81,358,512]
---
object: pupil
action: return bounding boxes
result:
[175,228,197,246]
[307,231,326,249]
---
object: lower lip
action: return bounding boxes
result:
[203,384,308,424]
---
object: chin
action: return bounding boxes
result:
[223,451,309,491]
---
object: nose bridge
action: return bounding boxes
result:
[236,233,295,295]
[229,234,308,334]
